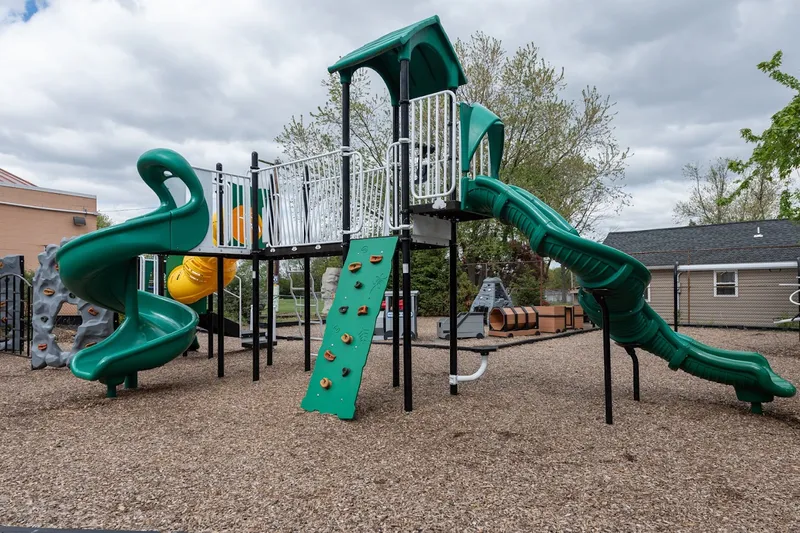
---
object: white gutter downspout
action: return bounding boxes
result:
[0,200,98,216]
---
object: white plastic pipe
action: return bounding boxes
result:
[449,354,489,385]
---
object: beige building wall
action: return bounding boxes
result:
[0,184,97,270]
[646,268,798,328]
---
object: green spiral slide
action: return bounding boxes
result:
[461,176,796,411]
[57,149,210,397]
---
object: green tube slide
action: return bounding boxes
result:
[461,176,796,411]
[56,149,210,397]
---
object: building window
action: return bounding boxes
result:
[714,270,738,297]
[643,283,651,302]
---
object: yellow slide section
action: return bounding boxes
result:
[167,214,238,305]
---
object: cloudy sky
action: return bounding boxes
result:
[1,0,798,239]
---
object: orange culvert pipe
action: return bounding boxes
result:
[488,306,538,331]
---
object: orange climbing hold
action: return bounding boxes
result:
[87,307,99,316]
[341,333,353,344]
[369,255,383,264]
[37,343,48,351]
[323,350,336,362]
[320,377,332,389]
[348,262,362,273]
[357,305,368,316]
[43,288,55,296]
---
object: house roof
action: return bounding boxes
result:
[603,219,800,267]
[328,15,468,105]
[0,168,36,187]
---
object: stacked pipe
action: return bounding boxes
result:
[488,306,540,337]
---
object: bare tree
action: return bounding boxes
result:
[673,158,779,225]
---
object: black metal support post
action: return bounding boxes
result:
[673,261,679,332]
[449,221,458,395]
[595,292,613,425]
[216,163,225,378]
[623,347,641,401]
[392,249,400,387]
[267,259,274,366]
[207,291,214,360]
[399,59,413,412]
[796,257,799,341]
[217,256,225,378]
[391,103,400,388]
[157,255,165,296]
[250,152,260,381]
[342,80,351,260]
[304,255,311,372]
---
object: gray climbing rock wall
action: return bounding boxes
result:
[469,277,513,317]
[31,237,114,369]
[0,255,24,352]
[320,267,341,315]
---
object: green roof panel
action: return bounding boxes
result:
[328,15,468,104]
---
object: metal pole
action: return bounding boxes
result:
[216,163,225,378]
[392,250,400,387]
[207,291,214,360]
[250,151,260,381]
[597,293,613,425]
[267,259,274,366]
[304,256,311,372]
[157,255,165,296]
[624,347,641,402]
[391,103,400,388]
[342,80,351,260]
[673,261,679,332]
[399,58,413,412]
[449,220,458,395]
[796,257,799,341]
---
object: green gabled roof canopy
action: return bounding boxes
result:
[328,15,468,105]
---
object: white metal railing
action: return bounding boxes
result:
[257,150,366,249]
[137,255,160,293]
[409,90,458,201]
[189,166,255,255]
[352,166,389,239]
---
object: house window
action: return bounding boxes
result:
[714,270,738,297]
[643,283,651,302]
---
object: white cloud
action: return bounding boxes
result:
[0,0,798,234]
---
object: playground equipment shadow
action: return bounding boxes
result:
[1,322,799,532]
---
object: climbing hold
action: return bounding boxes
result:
[323,349,336,362]
[357,305,368,316]
[348,262,362,273]
[320,377,332,389]
[85,341,97,348]
[37,343,48,351]
[0,261,3,269]
[342,367,350,377]
[87,307,99,316]
[40,316,47,322]
[369,255,383,264]
[341,333,353,344]
[43,288,55,296]
[0,301,5,308]
[0,317,6,324]
[354,281,363,289]
[339,306,349,314]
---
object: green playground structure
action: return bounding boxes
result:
[55,15,794,417]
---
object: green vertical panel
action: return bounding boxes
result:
[301,236,398,419]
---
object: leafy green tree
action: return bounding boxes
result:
[727,51,800,218]
[96,212,114,229]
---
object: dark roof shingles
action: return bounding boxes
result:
[603,219,800,266]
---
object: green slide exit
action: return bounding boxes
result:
[460,176,796,410]
[56,149,210,397]
[302,236,399,419]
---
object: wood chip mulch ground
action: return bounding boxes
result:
[1,319,799,532]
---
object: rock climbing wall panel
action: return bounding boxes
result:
[31,237,114,369]
[301,236,398,419]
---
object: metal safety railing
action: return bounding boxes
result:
[409,90,458,202]
[258,150,366,249]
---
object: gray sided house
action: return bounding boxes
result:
[603,219,800,328]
